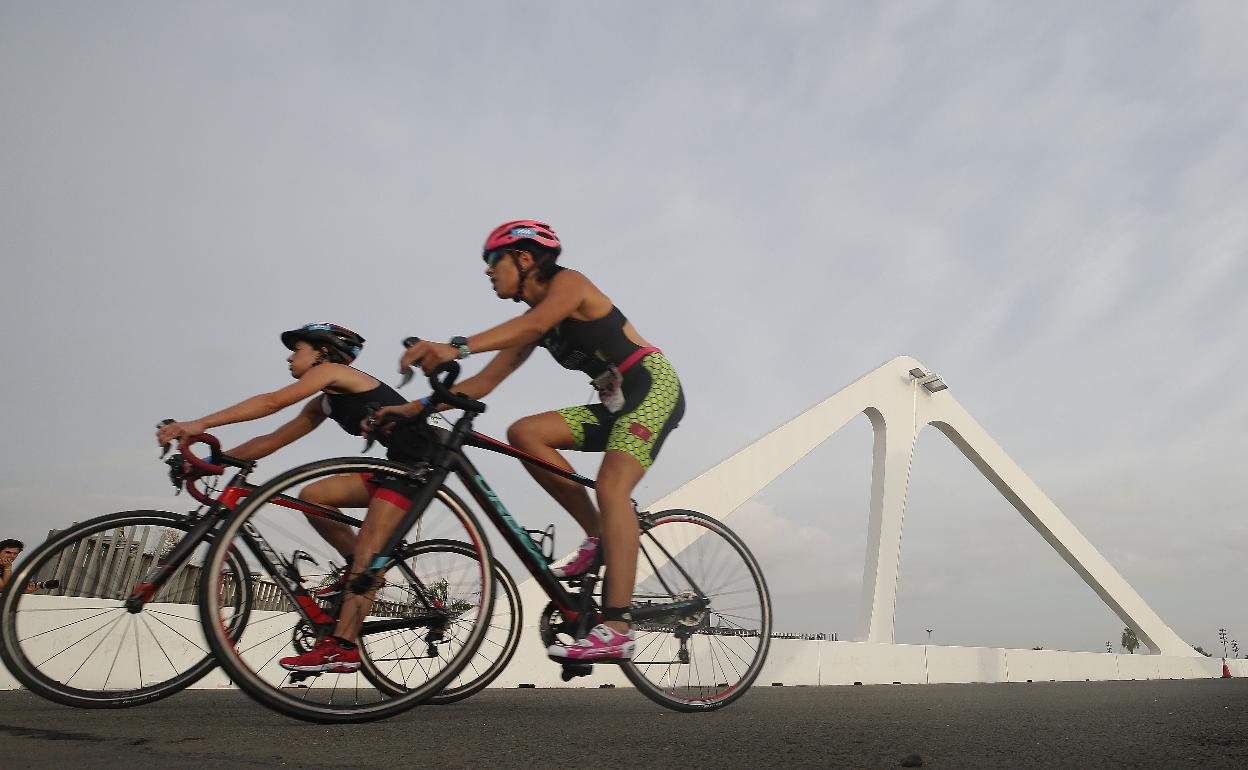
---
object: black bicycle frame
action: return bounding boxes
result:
[453,432,590,616]
[359,401,730,644]
[463,431,716,626]
[357,407,601,622]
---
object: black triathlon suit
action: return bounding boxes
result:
[321,375,429,502]
[539,305,685,469]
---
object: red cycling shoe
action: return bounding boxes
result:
[279,637,360,673]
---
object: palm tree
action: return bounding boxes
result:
[1121,626,1140,654]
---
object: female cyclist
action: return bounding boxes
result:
[156,323,420,673]
[391,219,685,662]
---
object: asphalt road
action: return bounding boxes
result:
[1,679,1245,768]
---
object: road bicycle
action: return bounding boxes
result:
[0,435,520,710]
[198,361,772,723]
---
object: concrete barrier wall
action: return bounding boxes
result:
[926,644,1008,683]
[757,638,825,685]
[821,642,927,684]
[480,637,1248,690]
[1005,648,1114,682]
[5,597,1248,691]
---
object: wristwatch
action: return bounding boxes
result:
[449,336,471,359]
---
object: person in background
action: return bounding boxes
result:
[0,539,26,593]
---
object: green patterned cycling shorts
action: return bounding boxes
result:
[555,352,685,469]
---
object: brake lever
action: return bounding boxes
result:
[362,402,382,452]
[396,336,421,389]
[157,418,176,458]
[165,452,188,495]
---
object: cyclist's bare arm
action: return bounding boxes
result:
[377,343,535,425]
[224,397,328,460]
[156,364,349,445]
[464,270,590,352]
[399,272,593,377]
[448,342,536,400]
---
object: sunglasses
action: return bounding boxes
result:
[484,250,512,268]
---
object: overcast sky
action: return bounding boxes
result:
[3,1,1246,655]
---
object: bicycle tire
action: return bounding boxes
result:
[358,539,521,705]
[0,510,252,708]
[621,509,772,711]
[198,457,495,723]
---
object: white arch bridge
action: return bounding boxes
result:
[503,355,1236,686]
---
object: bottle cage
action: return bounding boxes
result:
[525,523,557,562]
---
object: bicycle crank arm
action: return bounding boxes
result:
[630,596,710,623]
[287,671,322,686]
[359,615,448,636]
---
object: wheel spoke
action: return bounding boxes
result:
[623,511,771,711]
[139,612,183,680]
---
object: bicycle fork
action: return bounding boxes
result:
[124,513,223,613]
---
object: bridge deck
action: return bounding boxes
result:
[1,680,1244,768]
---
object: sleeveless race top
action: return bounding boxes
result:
[321,378,407,436]
[539,306,643,378]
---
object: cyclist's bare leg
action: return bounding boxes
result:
[596,449,645,634]
[332,495,406,643]
[299,474,370,558]
[508,412,600,536]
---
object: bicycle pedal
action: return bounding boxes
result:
[560,663,593,681]
[288,671,321,685]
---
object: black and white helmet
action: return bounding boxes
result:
[280,323,365,364]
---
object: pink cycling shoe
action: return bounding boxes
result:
[549,536,600,579]
[547,624,635,662]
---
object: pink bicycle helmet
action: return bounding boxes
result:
[482,220,562,258]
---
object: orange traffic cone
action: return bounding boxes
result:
[1222,660,1232,678]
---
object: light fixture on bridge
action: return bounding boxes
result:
[908,367,949,393]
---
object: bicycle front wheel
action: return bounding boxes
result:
[0,510,251,708]
[622,509,772,711]
[199,457,495,723]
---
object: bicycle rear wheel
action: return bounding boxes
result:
[361,539,521,706]
[622,509,772,711]
[199,457,494,723]
[0,510,251,708]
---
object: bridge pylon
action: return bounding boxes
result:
[643,355,1196,657]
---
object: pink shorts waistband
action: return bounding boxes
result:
[617,346,662,375]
